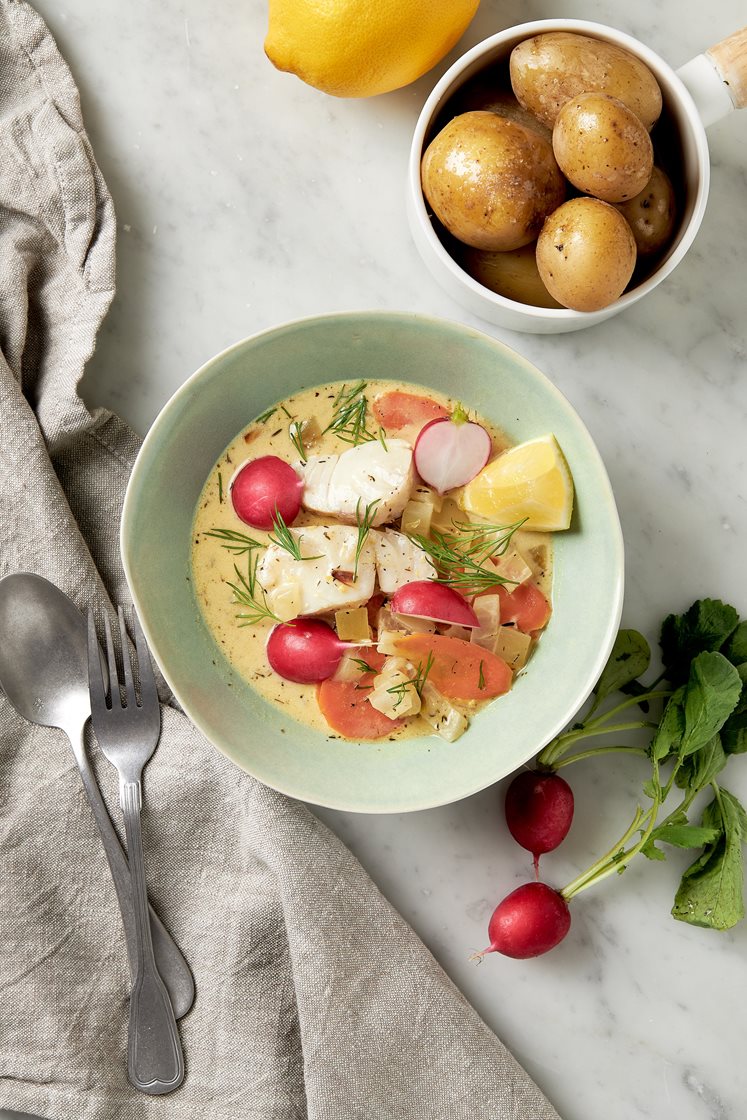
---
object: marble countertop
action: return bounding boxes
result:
[5,1,747,1118]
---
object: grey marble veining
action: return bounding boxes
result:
[4,1,747,1117]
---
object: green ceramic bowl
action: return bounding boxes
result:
[121,312,623,813]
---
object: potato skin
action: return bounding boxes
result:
[553,93,653,203]
[536,197,637,311]
[613,165,676,255]
[421,111,566,251]
[451,82,552,142]
[461,243,563,308]
[510,32,663,130]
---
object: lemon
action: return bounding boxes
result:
[265,0,481,99]
[460,434,574,532]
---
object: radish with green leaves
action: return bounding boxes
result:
[479,598,747,961]
[413,404,492,494]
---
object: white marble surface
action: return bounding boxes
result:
[4,1,747,1118]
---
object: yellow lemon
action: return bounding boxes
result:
[460,434,574,532]
[265,0,481,98]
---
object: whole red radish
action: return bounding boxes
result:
[479,882,571,959]
[505,770,574,871]
[231,456,303,529]
[267,620,344,683]
[413,404,491,494]
[391,580,479,628]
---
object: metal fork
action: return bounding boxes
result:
[87,606,185,1095]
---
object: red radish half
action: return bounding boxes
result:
[478,883,571,959]
[391,581,479,628]
[231,456,303,530]
[267,620,344,683]
[413,409,492,494]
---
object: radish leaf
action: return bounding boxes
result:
[675,735,728,791]
[720,665,747,753]
[660,599,739,686]
[672,789,747,930]
[593,629,650,706]
[723,710,747,754]
[650,688,685,760]
[643,807,710,859]
[680,652,742,757]
[722,622,747,666]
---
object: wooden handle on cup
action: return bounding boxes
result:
[706,26,747,110]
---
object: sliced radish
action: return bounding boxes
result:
[231,456,303,530]
[267,620,344,683]
[413,406,492,494]
[390,580,479,629]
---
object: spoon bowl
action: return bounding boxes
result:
[0,572,90,732]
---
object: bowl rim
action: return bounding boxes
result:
[121,309,625,812]
[407,16,712,325]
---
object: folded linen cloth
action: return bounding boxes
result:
[0,4,561,1118]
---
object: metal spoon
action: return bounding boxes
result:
[0,572,194,1019]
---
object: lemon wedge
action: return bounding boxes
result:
[460,434,574,532]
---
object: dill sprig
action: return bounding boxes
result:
[324,380,377,445]
[288,420,307,462]
[352,657,377,674]
[217,472,224,504]
[407,518,526,596]
[204,527,263,556]
[354,498,380,579]
[255,405,278,424]
[227,560,282,626]
[387,652,435,708]
[478,660,486,690]
[268,510,322,562]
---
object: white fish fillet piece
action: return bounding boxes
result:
[297,439,414,526]
[257,524,375,616]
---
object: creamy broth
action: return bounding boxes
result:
[191,379,552,741]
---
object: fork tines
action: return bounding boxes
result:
[87,607,159,723]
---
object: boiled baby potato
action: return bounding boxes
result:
[462,243,563,308]
[510,32,663,130]
[451,80,552,142]
[553,93,654,203]
[614,165,676,255]
[421,111,566,251]
[536,197,637,312]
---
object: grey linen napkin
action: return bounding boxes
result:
[0,4,562,1118]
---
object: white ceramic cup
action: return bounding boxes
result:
[407,19,747,334]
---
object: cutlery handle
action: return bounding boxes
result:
[70,725,194,1018]
[122,780,185,1095]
